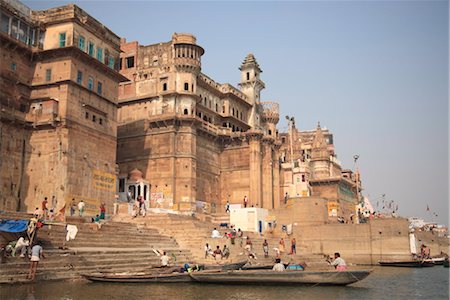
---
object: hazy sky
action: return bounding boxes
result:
[25,0,449,225]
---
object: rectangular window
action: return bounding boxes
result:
[45,69,51,82]
[118,178,125,193]
[11,18,18,39]
[77,70,83,84]
[18,22,27,43]
[78,36,85,51]
[88,76,94,90]
[59,32,66,47]
[125,56,134,68]
[108,57,115,69]
[162,83,167,91]
[88,42,94,56]
[85,112,89,119]
[99,118,103,125]
[92,115,96,122]
[301,174,306,182]
[10,63,17,71]
[97,82,102,95]
[1,13,10,34]
[96,47,103,62]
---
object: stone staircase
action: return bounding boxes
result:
[113,212,331,270]
[0,212,193,283]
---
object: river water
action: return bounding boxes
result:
[1,266,449,300]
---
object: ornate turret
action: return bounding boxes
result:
[311,122,328,160]
[310,122,330,179]
[172,33,204,74]
[238,54,265,128]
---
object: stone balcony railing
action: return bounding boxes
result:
[260,101,279,123]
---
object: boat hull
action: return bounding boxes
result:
[379,261,435,267]
[203,261,247,271]
[82,272,192,283]
[189,269,372,286]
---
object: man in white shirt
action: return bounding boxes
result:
[330,252,347,271]
[211,228,221,238]
[272,258,285,272]
[78,200,85,217]
[160,251,170,267]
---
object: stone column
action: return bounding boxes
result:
[272,141,282,209]
[261,138,273,209]
[247,130,263,207]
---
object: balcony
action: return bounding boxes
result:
[25,99,59,127]
[260,102,279,123]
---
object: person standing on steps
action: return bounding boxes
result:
[99,203,106,220]
[78,200,85,217]
[263,239,269,258]
[204,243,211,258]
[290,238,296,255]
[279,238,285,254]
[70,199,76,217]
[28,241,45,281]
[41,197,48,220]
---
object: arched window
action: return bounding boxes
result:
[143,185,148,200]
[215,103,218,112]
[184,82,189,91]
[268,130,272,135]
[129,185,136,200]
[183,108,189,115]
[232,108,235,116]
[162,83,167,91]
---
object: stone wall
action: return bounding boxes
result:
[294,218,413,264]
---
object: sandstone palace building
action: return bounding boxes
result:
[1,0,362,221]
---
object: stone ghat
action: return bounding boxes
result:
[114,213,333,270]
[0,215,193,284]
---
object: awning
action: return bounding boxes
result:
[0,220,29,233]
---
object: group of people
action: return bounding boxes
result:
[204,244,230,260]
[0,237,45,281]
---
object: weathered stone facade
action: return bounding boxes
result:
[117,34,280,212]
[0,1,126,215]
[2,0,360,220]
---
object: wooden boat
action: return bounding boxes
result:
[378,260,435,267]
[189,269,372,286]
[428,257,446,265]
[82,271,191,283]
[203,261,247,271]
[444,259,449,268]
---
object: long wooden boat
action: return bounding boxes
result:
[189,269,372,286]
[82,272,191,283]
[378,260,435,267]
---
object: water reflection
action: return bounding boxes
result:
[1,267,448,300]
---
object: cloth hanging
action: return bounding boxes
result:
[66,224,78,241]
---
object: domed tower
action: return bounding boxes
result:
[238,54,265,127]
[310,122,330,179]
[171,33,204,94]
